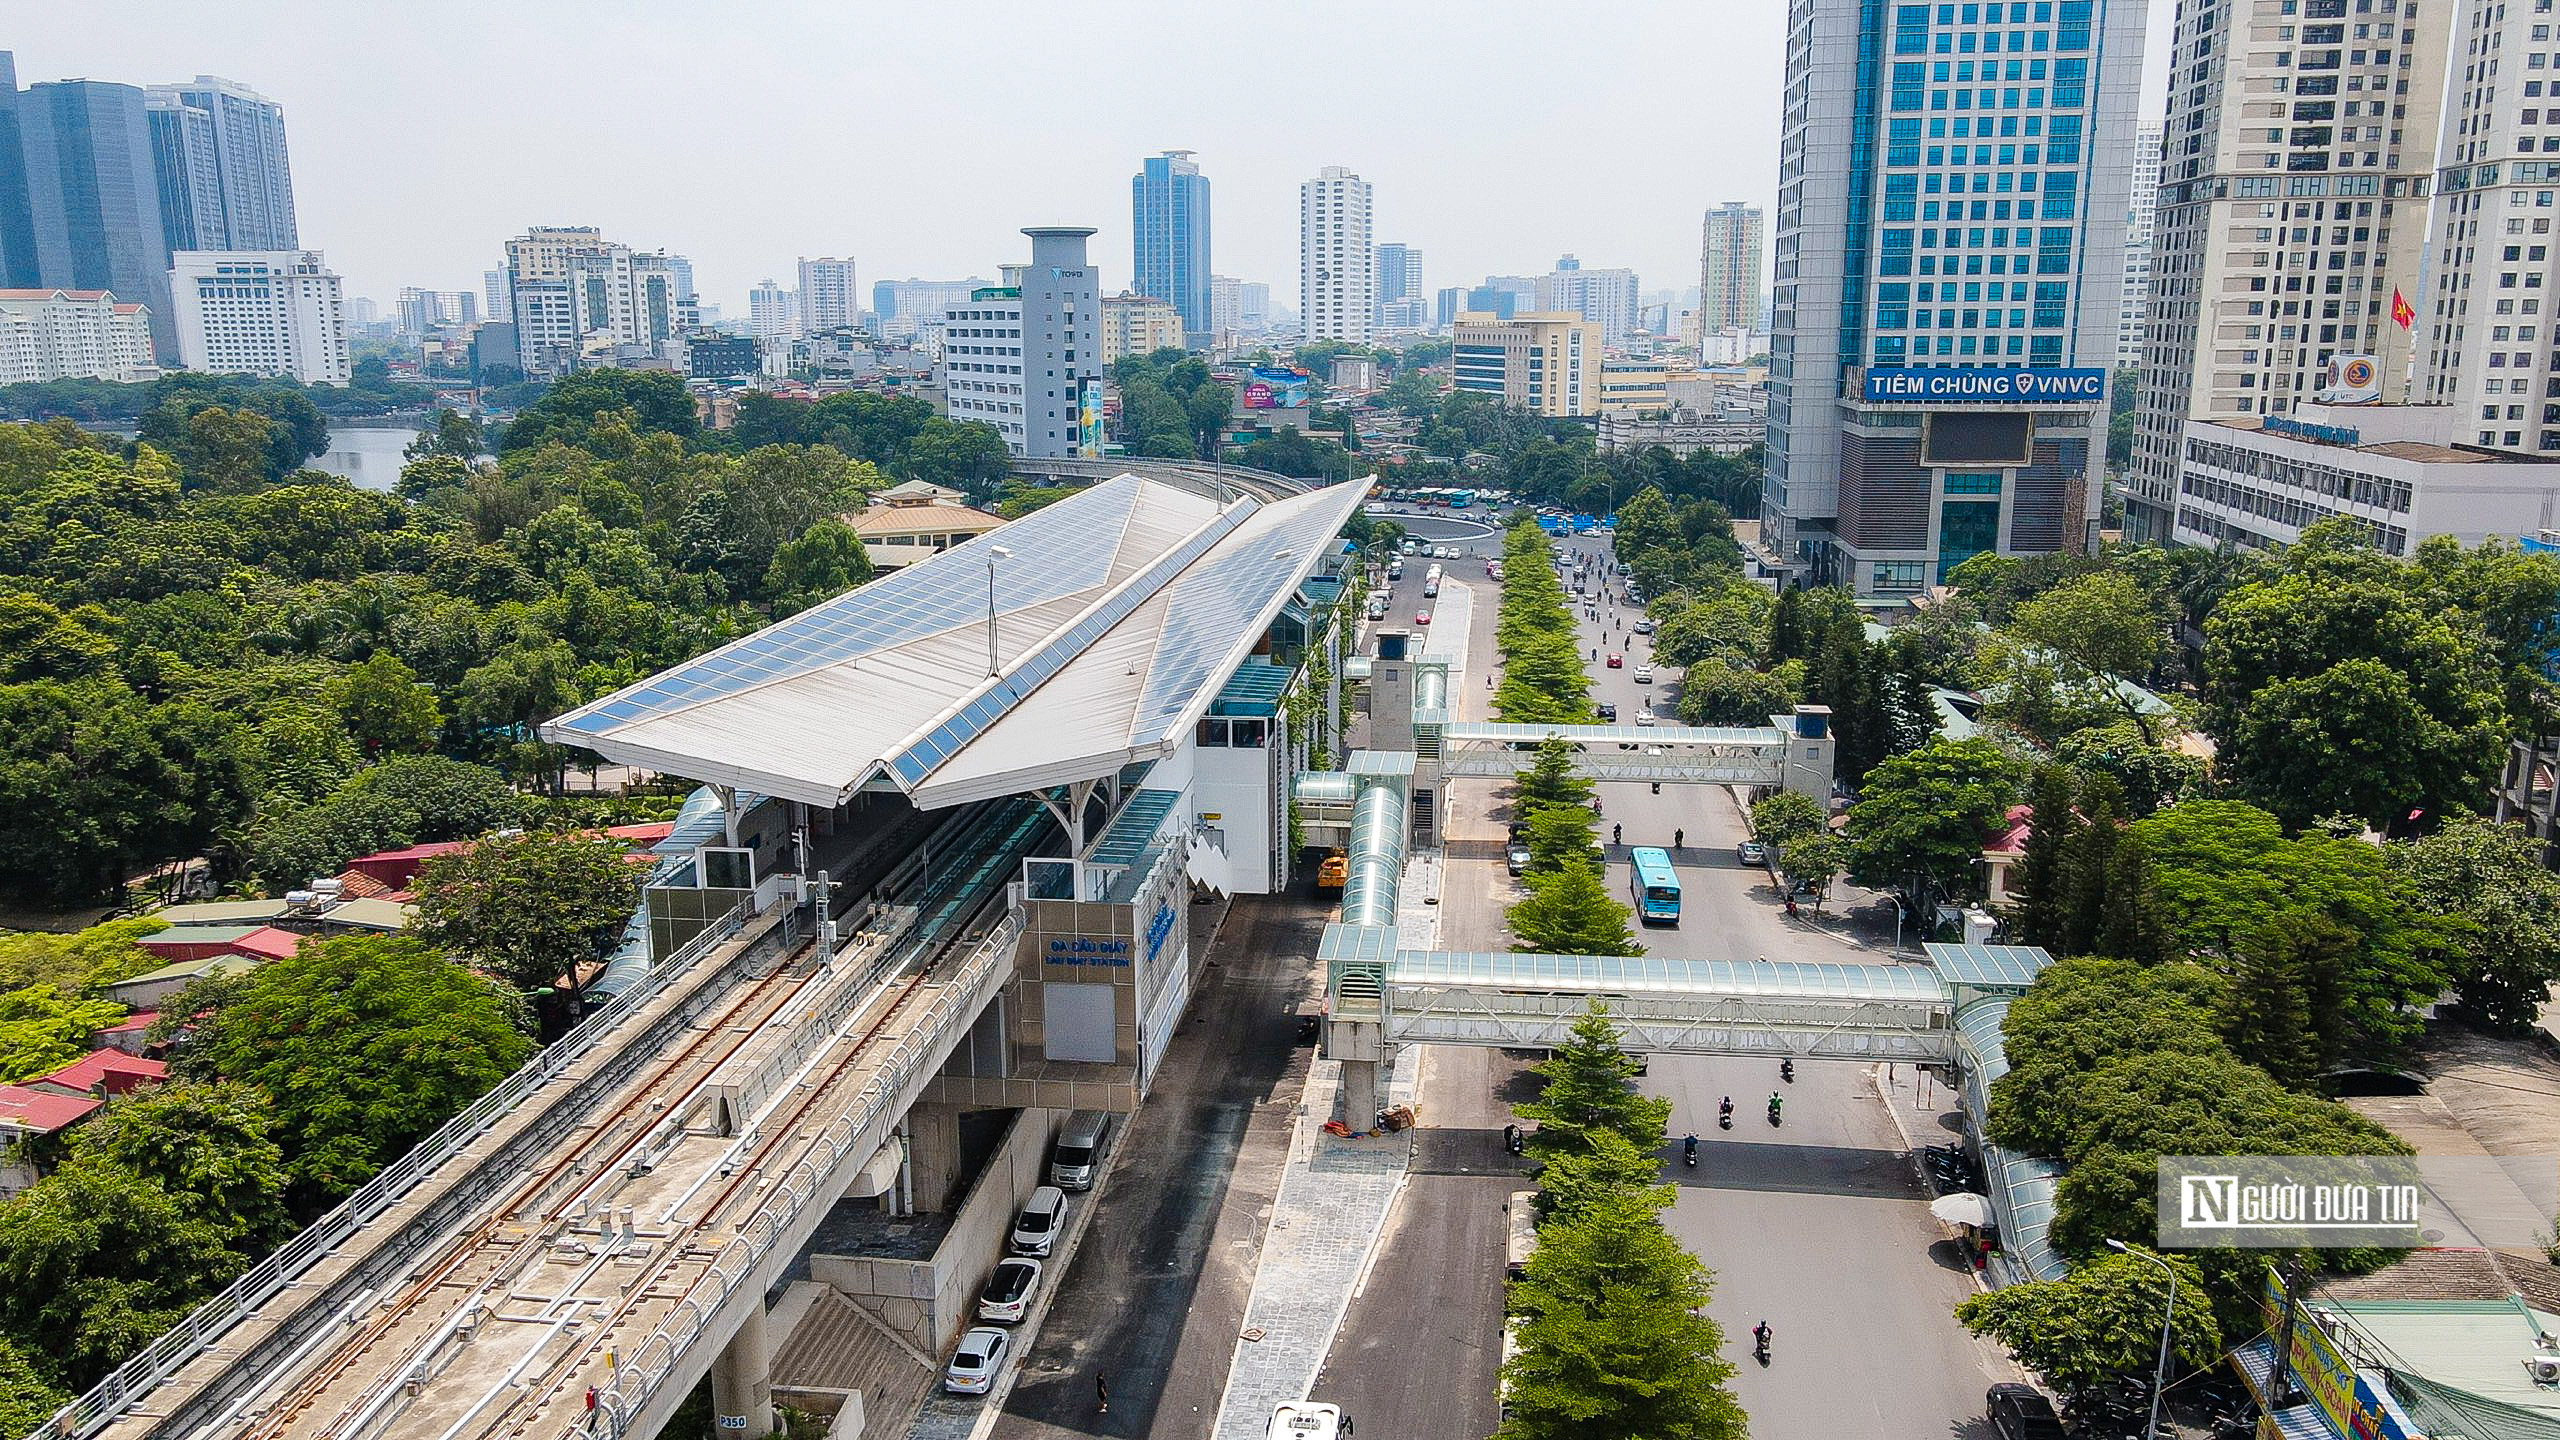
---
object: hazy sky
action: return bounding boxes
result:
[22,1,2174,316]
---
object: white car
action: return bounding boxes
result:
[944,1327,1010,1394]
[977,1257,1043,1324]
[1632,664,1655,684]
[1011,1185,1066,1256]
[1635,708,1657,726]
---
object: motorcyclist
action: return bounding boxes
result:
[1781,1058,1795,1083]
[1767,1091,1783,1116]
[1673,828,1684,849]
[1683,1133,1699,1163]
[1752,1321,1772,1355]
[1612,823,1623,846]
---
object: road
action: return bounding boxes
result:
[1317,536,2012,1439]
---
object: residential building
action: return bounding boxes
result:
[797,256,858,331]
[1599,358,1686,413]
[1701,202,1765,333]
[143,75,294,254]
[1132,150,1211,340]
[170,248,348,385]
[1238,280,1271,331]
[482,267,511,324]
[2115,128,2159,368]
[686,331,756,380]
[1210,273,1244,336]
[945,284,1025,448]
[1101,290,1185,366]
[1020,227,1102,458]
[395,287,474,335]
[1764,0,2145,595]
[1376,241,1423,325]
[504,226,687,376]
[749,279,799,343]
[872,277,989,333]
[1379,298,1429,331]
[0,286,155,381]
[1300,166,1374,343]
[1452,310,1600,417]
[1540,256,1642,344]
[2127,0,2452,539]
[0,57,176,359]
[2173,401,2560,555]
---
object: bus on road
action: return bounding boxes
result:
[1628,847,1682,926]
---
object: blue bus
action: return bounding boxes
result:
[1628,847,1682,926]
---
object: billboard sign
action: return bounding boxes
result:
[2318,353,2381,404]
[1241,365,1313,410]
[1079,376,1104,456]
[1863,367,2106,405]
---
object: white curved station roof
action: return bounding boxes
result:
[543,473,1366,810]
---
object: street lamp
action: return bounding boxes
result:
[2106,1238,2176,1440]
[984,545,1012,678]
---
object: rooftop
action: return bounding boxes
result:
[0,1086,100,1134]
[26,1050,167,1098]
[543,473,1365,811]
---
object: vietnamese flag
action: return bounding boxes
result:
[2392,287,2415,329]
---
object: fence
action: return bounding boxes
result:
[35,899,753,1440]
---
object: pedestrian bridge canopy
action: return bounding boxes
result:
[1434,710,1835,796]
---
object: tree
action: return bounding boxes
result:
[761,516,873,614]
[1499,1182,1745,1440]
[2089,832,2173,967]
[2051,773,2125,958]
[498,369,698,453]
[248,754,528,889]
[2002,572,2171,741]
[2013,765,2082,946]
[324,652,443,754]
[1510,857,1642,957]
[1748,790,1825,850]
[191,934,532,1202]
[2052,722,2202,818]
[1524,805,1605,879]
[2396,816,2560,1031]
[0,1160,244,1389]
[0,917,168,995]
[0,1338,67,1439]
[1530,1129,1669,1229]
[1778,833,1851,910]
[0,985,128,1085]
[1515,736,1596,821]
[1845,738,2024,918]
[410,829,645,1015]
[1956,1250,2220,1401]
[2219,917,2333,1089]
[61,1081,289,1247]
[404,408,482,462]
[1516,1003,1670,1164]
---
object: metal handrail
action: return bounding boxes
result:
[595,912,1022,1431]
[30,899,752,1440]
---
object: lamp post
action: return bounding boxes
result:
[984,545,1012,678]
[2106,1238,2176,1440]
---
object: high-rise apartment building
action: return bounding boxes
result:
[1239,280,1271,331]
[0,58,176,360]
[1101,291,1185,366]
[0,286,155,381]
[750,279,800,343]
[1132,150,1211,341]
[1376,241,1423,324]
[483,267,511,324]
[504,226,688,375]
[1453,311,1601,416]
[144,76,294,255]
[1701,203,1765,333]
[945,229,1101,458]
[797,256,858,331]
[873,278,989,336]
[1300,166,1374,343]
[395,287,475,334]
[170,249,348,385]
[1434,286,1463,329]
[1539,256,1642,343]
[2115,129,2160,368]
[2127,0,2451,539]
[1765,0,2144,594]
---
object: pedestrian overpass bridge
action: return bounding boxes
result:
[1434,719,1824,786]
[1321,930,2052,1066]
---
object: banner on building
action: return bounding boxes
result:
[1241,365,1313,409]
[2317,354,2380,405]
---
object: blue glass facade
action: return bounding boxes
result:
[1132,152,1211,340]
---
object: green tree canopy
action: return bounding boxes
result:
[409,828,646,1010]
[1956,1250,2221,1400]
[1510,857,1641,957]
[2394,816,2560,1031]
[62,1081,289,1248]
[1748,790,1826,850]
[1844,738,2024,913]
[0,1160,244,1389]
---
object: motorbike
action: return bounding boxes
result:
[1780,1059,1795,1084]
[1682,1134,1698,1168]
[1718,1111,1733,1130]
[1751,1326,1772,1365]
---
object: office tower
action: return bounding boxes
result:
[1701,202,1765,333]
[749,280,799,342]
[1101,291,1185,365]
[396,288,475,335]
[144,76,294,255]
[666,254,695,304]
[1376,241,1423,323]
[0,285,156,380]
[1239,280,1270,331]
[797,256,858,330]
[170,249,348,384]
[505,226,687,375]
[1132,150,1211,340]
[2114,130,2159,368]
[1454,311,1601,416]
[1300,166,1374,343]
[1020,228,1101,458]
[2127,0,2450,539]
[872,277,988,330]
[0,59,175,359]
[483,267,511,324]
[1434,286,1462,329]
[1764,0,2145,594]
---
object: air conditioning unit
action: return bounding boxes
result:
[2525,1355,2560,1385]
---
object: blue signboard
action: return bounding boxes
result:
[1145,902,1176,967]
[1046,936,1132,967]
[1863,368,2106,405]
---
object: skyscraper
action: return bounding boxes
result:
[2114,130,2159,369]
[7,67,175,360]
[144,76,295,254]
[1132,150,1211,342]
[797,256,858,331]
[1764,0,2144,594]
[1539,257,1641,344]
[483,267,512,324]
[1022,227,1101,458]
[1375,242,1423,320]
[749,280,800,343]
[2127,1,2450,539]
[1300,166,1374,343]
[1700,202,1764,334]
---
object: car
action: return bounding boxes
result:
[1606,653,1624,668]
[1506,842,1532,876]
[1633,618,1655,635]
[1736,840,1767,865]
[944,1327,1011,1394]
[1366,598,1388,619]
[1415,611,1432,625]
[1595,701,1618,721]
[1011,1186,1066,1256]
[1632,664,1655,684]
[1985,1383,2068,1440]
[1635,708,1657,726]
[977,1257,1043,1323]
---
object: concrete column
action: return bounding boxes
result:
[709,1303,775,1439]
[1339,1058,1379,1130]
[903,1103,966,1213]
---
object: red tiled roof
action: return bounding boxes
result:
[24,1051,166,1098]
[96,1012,158,1035]
[348,824,676,889]
[0,1086,101,1133]
[229,927,305,961]
[330,870,394,899]
[1984,803,2035,856]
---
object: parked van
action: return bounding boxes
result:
[1011,1185,1067,1256]
[1049,1110,1111,1190]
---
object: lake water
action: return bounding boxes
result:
[313,425,423,492]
